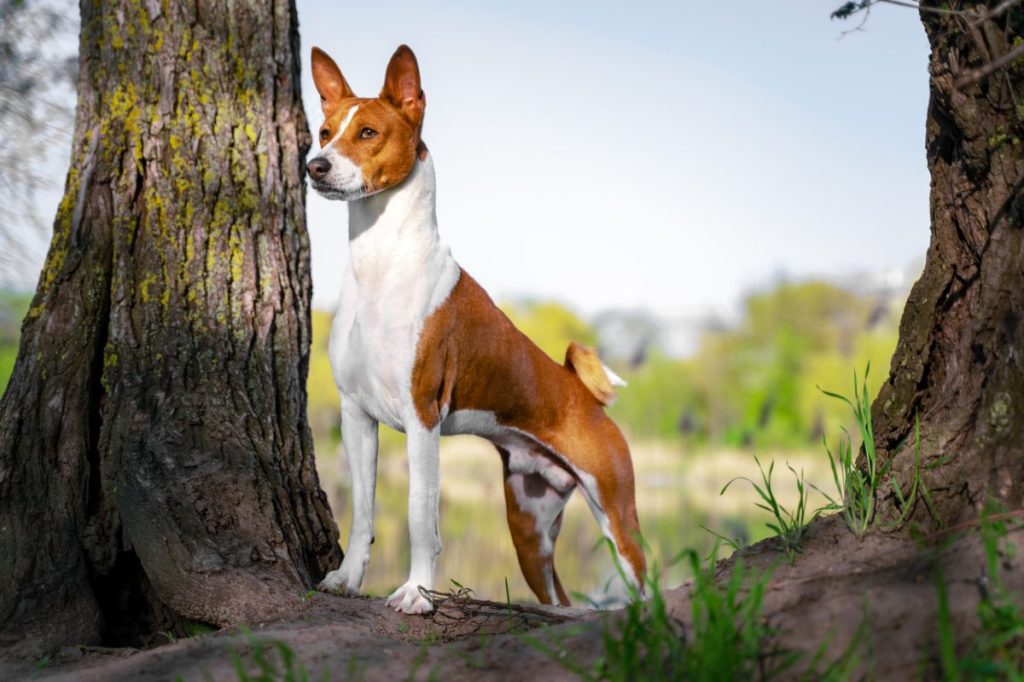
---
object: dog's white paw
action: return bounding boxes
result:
[385,582,434,614]
[317,565,362,596]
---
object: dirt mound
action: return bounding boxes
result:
[668,515,1024,679]
[3,515,1019,681]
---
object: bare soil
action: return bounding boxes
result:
[3,514,1020,681]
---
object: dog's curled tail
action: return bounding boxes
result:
[564,342,627,406]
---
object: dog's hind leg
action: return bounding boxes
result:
[574,463,646,596]
[499,447,576,606]
[552,424,646,597]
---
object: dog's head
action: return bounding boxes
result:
[307,45,426,201]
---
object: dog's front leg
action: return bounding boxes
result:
[319,399,378,595]
[385,422,441,614]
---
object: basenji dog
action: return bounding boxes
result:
[307,45,645,614]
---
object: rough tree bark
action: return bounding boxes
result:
[0,0,341,656]
[873,1,1024,528]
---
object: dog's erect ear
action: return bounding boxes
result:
[380,45,425,127]
[311,47,354,116]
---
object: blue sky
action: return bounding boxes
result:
[299,0,931,316]
[17,1,931,318]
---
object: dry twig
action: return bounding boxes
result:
[417,583,583,638]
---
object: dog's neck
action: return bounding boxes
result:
[345,153,455,297]
[348,153,437,244]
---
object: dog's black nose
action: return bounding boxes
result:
[307,157,331,181]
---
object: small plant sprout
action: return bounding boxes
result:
[699,524,743,556]
[505,577,514,629]
[819,364,932,535]
[819,363,880,536]
[721,454,822,559]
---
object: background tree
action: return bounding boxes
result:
[836,0,1024,526]
[0,0,341,656]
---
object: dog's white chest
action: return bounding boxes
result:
[329,264,424,431]
[326,159,460,432]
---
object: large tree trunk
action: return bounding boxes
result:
[0,0,341,656]
[873,1,1024,528]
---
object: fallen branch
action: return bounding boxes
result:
[418,584,587,629]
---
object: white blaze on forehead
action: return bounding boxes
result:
[328,104,359,147]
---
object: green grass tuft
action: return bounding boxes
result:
[820,364,934,535]
[721,454,823,559]
[818,364,880,536]
[526,540,788,681]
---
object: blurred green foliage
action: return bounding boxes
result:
[308,309,340,438]
[0,290,29,395]
[608,351,697,439]
[608,281,900,449]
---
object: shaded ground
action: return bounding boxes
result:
[3,514,1020,681]
[1,593,596,682]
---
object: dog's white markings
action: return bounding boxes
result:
[327,154,459,613]
[330,155,459,433]
[506,471,564,603]
[389,423,442,613]
[386,582,434,614]
[318,400,379,596]
[334,104,360,141]
[602,363,628,388]
[574,469,641,592]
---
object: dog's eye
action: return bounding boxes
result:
[319,128,330,142]
[360,127,378,140]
